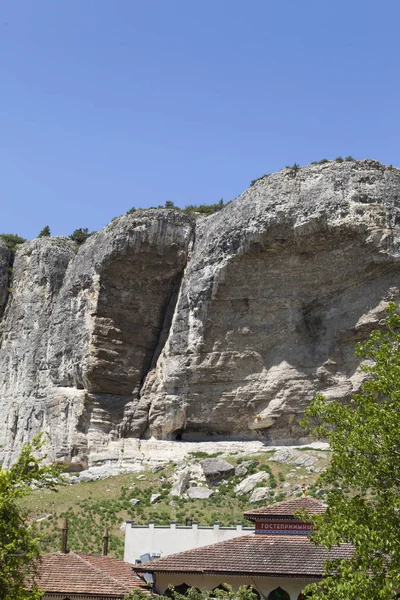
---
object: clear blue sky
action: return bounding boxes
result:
[1,0,399,240]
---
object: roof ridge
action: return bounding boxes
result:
[71,552,132,593]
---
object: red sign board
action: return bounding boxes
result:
[255,520,312,535]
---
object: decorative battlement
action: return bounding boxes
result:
[127,520,254,532]
[124,520,254,564]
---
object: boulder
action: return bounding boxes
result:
[201,458,235,484]
[150,493,161,504]
[270,448,317,467]
[249,487,270,503]
[79,471,99,483]
[235,464,248,477]
[234,471,270,495]
[187,487,214,499]
[170,467,191,497]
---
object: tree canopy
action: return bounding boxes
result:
[0,233,27,254]
[0,435,62,599]
[38,225,51,238]
[302,302,400,599]
[125,584,260,600]
[69,227,93,245]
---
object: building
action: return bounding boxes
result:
[135,498,353,600]
[124,520,254,565]
[27,522,149,600]
[31,551,149,600]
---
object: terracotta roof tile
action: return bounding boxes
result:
[135,534,352,578]
[244,497,326,520]
[32,551,148,597]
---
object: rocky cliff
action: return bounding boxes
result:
[1,159,400,467]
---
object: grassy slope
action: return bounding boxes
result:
[21,449,331,560]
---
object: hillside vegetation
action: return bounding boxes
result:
[21,448,331,560]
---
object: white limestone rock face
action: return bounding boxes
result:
[143,160,400,444]
[1,160,400,465]
[0,213,194,466]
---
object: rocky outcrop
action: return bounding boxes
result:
[1,160,400,465]
[0,212,194,465]
[144,160,400,443]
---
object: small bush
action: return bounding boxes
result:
[311,159,329,165]
[187,451,223,459]
[0,233,27,253]
[69,228,94,245]
[250,174,269,187]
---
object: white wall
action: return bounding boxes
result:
[153,572,318,599]
[124,521,254,564]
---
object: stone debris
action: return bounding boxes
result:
[170,467,191,497]
[201,458,235,485]
[150,493,161,504]
[35,514,52,522]
[234,471,270,495]
[249,487,270,503]
[270,448,317,467]
[234,464,248,477]
[186,487,214,499]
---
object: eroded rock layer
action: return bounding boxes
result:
[1,160,400,465]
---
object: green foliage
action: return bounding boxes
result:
[335,156,344,163]
[345,155,355,161]
[38,226,51,238]
[69,227,94,245]
[0,233,27,254]
[286,163,300,178]
[183,198,225,216]
[250,174,269,186]
[187,451,223,459]
[311,159,330,165]
[0,435,63,600]
[125,583,261,600]
[301,303,400,599]
[127,199,226,217]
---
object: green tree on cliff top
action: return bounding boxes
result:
[302,302,400,599]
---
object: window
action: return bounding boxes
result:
[268,587,290,600]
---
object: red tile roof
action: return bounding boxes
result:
[32,551,148,597]
[135,534,352,578]
[244,497,326,521]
